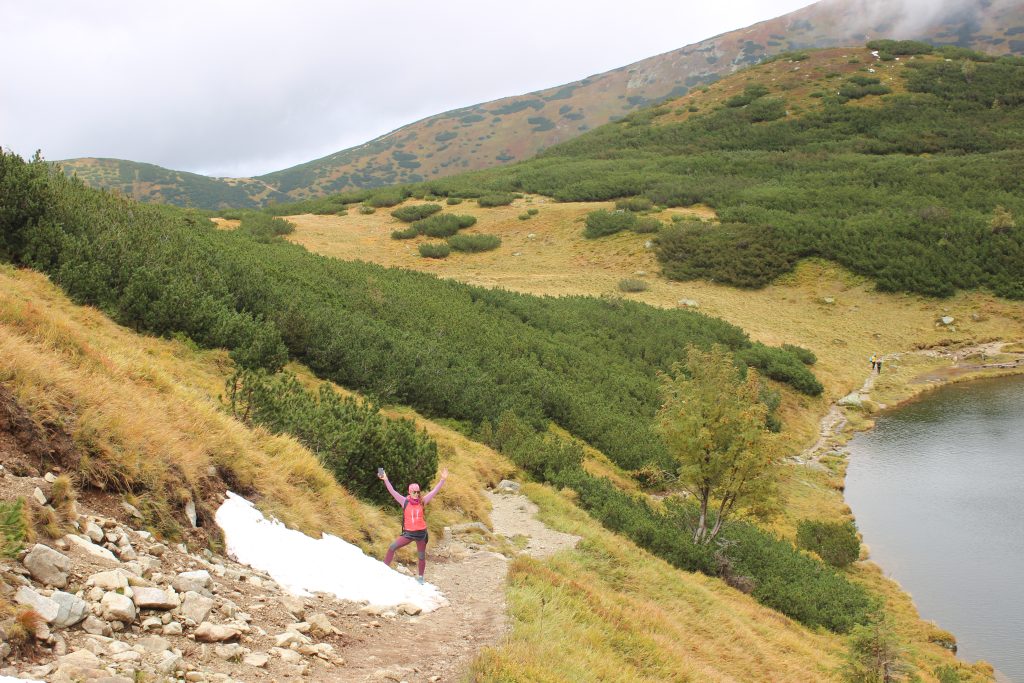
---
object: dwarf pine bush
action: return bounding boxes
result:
[418,242,451,258]
[448,234,501,253]
[391,203,442,222]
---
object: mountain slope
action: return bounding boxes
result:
[57,0,1024,209]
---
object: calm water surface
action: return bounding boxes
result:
[845,375,1024,682]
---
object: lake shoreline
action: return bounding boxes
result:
[826,341,1024,682]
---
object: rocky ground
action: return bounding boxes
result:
[0,438,579,682]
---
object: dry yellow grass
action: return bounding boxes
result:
[472,484,845,682]
[0,264,386,543]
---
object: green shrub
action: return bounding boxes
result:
[782,343,817,365]
[448,234,501,252]
[446,197,464,205]
[228,371,437,504]
[584,210,637,238]
[797,520,861,568]
[390,203,442,222]
[866,39,934,56]
[527,208,539,216]
[391,226,419,240]
[414,214,477,238]
[616,197,654,212]
[477,193,515,207]
[633,216,662,234]
[238,213,294,243]
[364,188,407,208]
[418,242,451,258]
[358,205,376,215]
[518,213,532,220]
[618,278,649,292]
[736,345,824,396]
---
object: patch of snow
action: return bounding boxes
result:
[871,50,879,58]
[0,677,45,683]
[215,493,448,613]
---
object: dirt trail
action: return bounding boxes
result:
[798,341,1024,468]
[334,487,580,682]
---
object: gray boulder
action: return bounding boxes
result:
[178,591,215,624]
[132,586,180,610]
[100,591,137,623]
[50,591,89,628]
[23,544,71,588]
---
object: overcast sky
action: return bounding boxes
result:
[2,0,816,178]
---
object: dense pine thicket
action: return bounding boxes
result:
[227,370,437,505]
[274,50,1024,298]
[0,152,819,472]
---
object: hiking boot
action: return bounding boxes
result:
[417,576,425,585]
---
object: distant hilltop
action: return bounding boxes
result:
[58,0,1024,209]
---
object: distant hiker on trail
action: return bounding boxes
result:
[869,354,877,373]
[876,356,883,373]
[379,467,448,584]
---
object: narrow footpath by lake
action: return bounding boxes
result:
[845,375,1024,682]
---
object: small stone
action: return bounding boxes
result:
[279,594,305,619]
[156,650,185,674]
[215,643,246,660]
[81,615,112,636]
[32,487,48,506]
[194,622,241,642]
[141,616,163,631]
[273,630,311,648]
[677,299,699,308]
[173,569,212,594]
[136,635,171,653]
[271,647,303,664]
[243,652,270,668]
[495,479,520,494]
[179,592,215,624]
[100,591,137,623]
[162,621,183,636]
[88,569,130,591]
[940,315,955,325]
[185,500,198,528]
[44,472,57,483]
[307,613,340,637]
[132,586,180,610]
[400,603,422,616]
[65,534,118,562]
[83,521,104,543]
[149,543,167,557]
[121,501,143,519]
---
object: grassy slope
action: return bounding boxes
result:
[56,2,1024,208]
[0,263,889,682]
[279,194,1019,680]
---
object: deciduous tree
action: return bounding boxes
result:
[656,345,777,544]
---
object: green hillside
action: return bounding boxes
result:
[56,0,1024,208]
[282,44,1024,300]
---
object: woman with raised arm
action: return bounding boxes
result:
[378,467,448,584]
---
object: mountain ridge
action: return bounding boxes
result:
[58,0,1024,208]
